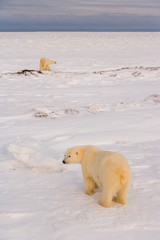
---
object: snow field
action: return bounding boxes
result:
[0,32,160,240]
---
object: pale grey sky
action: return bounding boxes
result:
[0,0,160,31]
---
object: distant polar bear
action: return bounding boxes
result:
[63,145,131,208]
[40,58,56,71]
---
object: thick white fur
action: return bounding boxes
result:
[39,58,56,71]
[63,145,131,208]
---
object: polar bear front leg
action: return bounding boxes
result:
[46,65,51,71]
[84,177,96,195]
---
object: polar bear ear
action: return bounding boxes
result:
[76,152,78,155]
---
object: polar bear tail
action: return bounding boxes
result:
[120,170,128,185]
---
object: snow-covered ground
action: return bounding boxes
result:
[0,32,160,240]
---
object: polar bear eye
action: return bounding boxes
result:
[76,152,78,155]
[68,155,71,158]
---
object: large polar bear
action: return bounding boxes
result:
[40,58,56,71]
[63,145,131,208]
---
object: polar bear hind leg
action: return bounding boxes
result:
[99,187,114,208]
[98,177,116,207]
[116,182,130,204]
[40,60,43,71]
[98,171,124,208]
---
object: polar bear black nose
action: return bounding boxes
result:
[62,160,66,164]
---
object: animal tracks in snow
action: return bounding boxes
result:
[145,94,160,105]
[33,105,103,119]
[33,94,160,120]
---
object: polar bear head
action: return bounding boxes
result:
[50,60,56,64]
[62,146,85,164]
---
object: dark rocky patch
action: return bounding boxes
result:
[9,69,43,76]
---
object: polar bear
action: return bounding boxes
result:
[40,58,56,71]
[63,145,131,208]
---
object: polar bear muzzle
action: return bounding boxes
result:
[62,154,73,164]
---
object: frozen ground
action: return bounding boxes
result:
[0,32,160,240]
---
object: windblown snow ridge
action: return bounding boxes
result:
[8,143,64,173]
